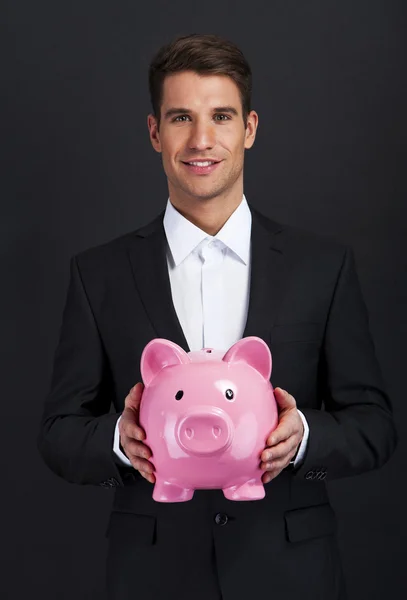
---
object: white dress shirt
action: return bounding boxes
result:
[113,195,309,467]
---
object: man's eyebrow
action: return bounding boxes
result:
[163,106,239,119]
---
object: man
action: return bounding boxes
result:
[37,33,397,600]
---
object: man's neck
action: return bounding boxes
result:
[169,190,243,236]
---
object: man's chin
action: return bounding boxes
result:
[180,184,228,202]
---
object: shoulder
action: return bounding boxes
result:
[74,230,134,267]
[72,211,164,275]
[251,206,350,265]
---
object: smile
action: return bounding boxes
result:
[182,160,222,175]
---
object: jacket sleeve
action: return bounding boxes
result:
[294,246,398,481]
[37,256,134,487]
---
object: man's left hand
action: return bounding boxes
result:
[260,388,304,484]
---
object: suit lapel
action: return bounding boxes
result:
[125,211,191,352]
[125,205,286,354]
[242,206,285,342]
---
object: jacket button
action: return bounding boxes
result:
[305,468,327,481]
[214,513,228,526]
[100,477,119,488]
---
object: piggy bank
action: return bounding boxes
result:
[139,336,278,502]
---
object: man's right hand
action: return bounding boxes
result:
[118,382,156,484]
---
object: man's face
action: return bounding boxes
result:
[147,71,258,204]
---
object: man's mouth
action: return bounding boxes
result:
[181,160,222,174]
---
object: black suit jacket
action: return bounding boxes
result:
[38,205,397,600]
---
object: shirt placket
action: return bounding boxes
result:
[200,240,225,350]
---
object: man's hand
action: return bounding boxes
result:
[118,382,156,484]
[260,388,304,484]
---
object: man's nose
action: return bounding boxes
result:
[187,121,216,150]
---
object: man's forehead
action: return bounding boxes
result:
[162,72,241,108]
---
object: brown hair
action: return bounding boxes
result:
[148,33,252,130]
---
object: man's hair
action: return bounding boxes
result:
[148,33,252,130]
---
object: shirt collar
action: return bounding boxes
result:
[163,195,252,267]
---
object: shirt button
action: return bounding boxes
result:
[214,513,229,526]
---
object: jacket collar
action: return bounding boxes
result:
[125,201,285,353]
[163,195,252,266]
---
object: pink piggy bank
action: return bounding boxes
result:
[139,336,278,502]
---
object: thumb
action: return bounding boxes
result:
[274,387,296,410]
[124,382,144,410]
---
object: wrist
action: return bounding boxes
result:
[289,442,301,464]
[119,439,126,456]
[285,440,302,471]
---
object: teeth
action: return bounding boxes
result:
[188,161,215,166]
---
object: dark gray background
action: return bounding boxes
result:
[2,1,406,598]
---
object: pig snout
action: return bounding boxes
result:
[176,406,233,456]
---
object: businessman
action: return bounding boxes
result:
[37,33,397,600]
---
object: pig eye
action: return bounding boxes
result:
[175,390,184,401]
[225,389,234,400]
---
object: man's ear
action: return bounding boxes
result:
[147,113,162,153]
[244,110,258,150]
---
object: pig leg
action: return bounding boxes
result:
[152,479,195,502]
[223,478,265,501]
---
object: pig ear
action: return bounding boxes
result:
[222,336,272,380]
[141,338,191,386]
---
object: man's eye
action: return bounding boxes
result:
[173,114,230,122]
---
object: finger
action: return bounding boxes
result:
[120,409,146,441]
[262,472,272,484]
[260,456,291,471]
[124,382,144,410]
[273,388,296,409]
[261,438,299,463]
[262,467,283,484]
[140,471,156,484]
[266,408,302,446]
[123,439,152,460]
[131,456,155,474]
[266,422,295,447]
